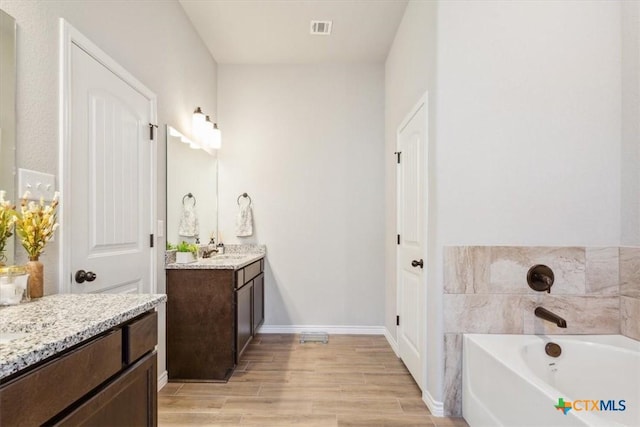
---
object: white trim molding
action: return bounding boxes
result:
[423,390,444,417]
[384,327,399,357]
[257,325,385,335]
[157,370,168,391]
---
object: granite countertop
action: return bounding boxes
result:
[165,244,265,270]
[0,293,166,380]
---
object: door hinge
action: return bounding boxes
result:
[149,123,158,140]
[396,315,400,326]
[397,234,400,245]
[394,151,401,164]
[150,234,154,248]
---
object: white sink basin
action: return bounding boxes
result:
[202,255,245,262]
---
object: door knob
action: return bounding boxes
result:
[411,259,424,268]
[75,270,97,283]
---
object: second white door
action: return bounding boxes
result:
[396,94,428,390]
[65,25,156,294]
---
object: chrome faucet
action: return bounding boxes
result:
[535,307,567,328]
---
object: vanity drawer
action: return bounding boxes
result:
[123,311,157,365]
[244,260,262,283]
[0,329,122,426]
[235,259,263,288]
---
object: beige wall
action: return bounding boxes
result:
[620,247,640,340]
[217,63,385,329]
[621,1,640,245]
[436,1,622,249]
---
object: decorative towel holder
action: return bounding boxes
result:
[237,193,252,206]
[182,193,196,206]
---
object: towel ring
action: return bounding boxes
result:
[237,192,251,206]
[182,193,196,206]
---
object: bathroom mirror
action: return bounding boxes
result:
[0,9,17,265]
[166,125,218,247]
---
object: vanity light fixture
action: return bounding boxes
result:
[192,106,206,142]
[204,115,215,148]
[211,122,221,149]
[191,107,221,151]
[203,116,222,150]
[168,127,182,138]
[167,125,215,156]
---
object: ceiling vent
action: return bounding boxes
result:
[310,20,332,35]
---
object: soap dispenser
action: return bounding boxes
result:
[217,242,225,254]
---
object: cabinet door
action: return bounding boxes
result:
[167,269,235,381]
[55,353,157,427]
[236,282,252,363]
[252,273,264,333]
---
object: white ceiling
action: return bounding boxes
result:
[178,0,409,64]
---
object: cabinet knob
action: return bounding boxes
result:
[75,270,97,283]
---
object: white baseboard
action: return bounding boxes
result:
[158,370,168,391]
[257,325,385,335]
[384,327,399,357]
[423,390,444,417]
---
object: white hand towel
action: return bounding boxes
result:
[236,204,253,237]
[178,203,199,237]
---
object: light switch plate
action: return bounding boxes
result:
[18,169,57,201]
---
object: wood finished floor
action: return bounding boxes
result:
[159,334,468,427]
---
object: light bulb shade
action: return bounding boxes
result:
[204,116,215,148]
[211,124,221,149]
[192,107,206,142]
[168,126,182,138]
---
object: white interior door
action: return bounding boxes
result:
[396,96,428,390]
[61,22,156,294]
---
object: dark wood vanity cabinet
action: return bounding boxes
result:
[167,268,235,381]
[0,311,158,426]
[167,258,265,381]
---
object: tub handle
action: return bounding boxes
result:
[527,265,554,293]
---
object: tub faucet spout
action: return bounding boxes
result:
[534,307,567,328]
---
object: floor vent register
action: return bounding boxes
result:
[299,332,329,344]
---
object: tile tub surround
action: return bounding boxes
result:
[620,247,640,340]
[442,245,640,416]
[0,293,166,380]
[165,244,266,270]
